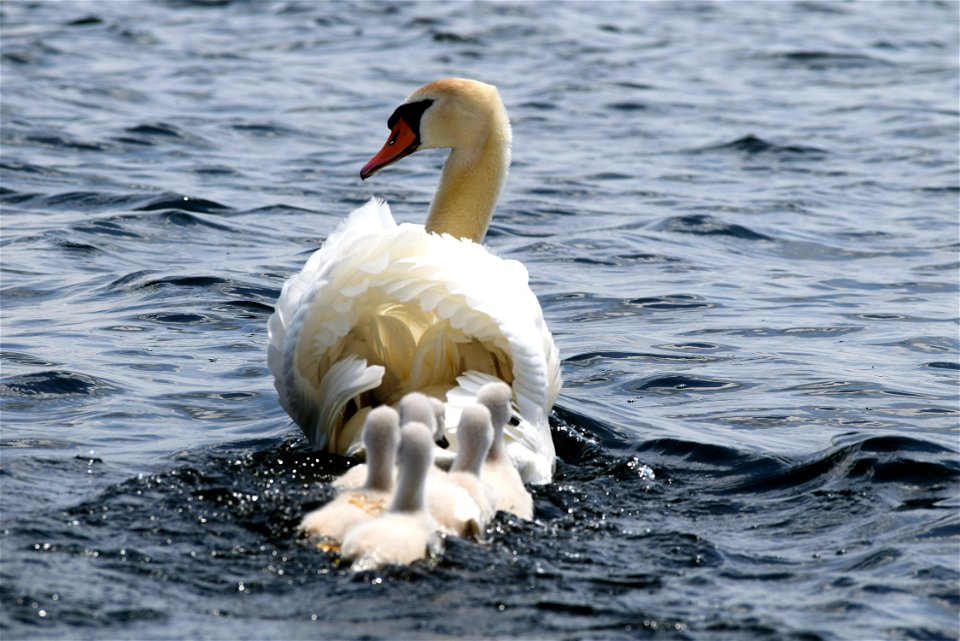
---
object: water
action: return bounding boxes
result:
[1,1,958,639]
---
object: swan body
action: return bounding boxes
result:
[340,422,440,568]
[268,78,561,484]
[298,406,400,544]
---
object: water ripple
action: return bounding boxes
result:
[1,0,957,639]
[0,370,119,400]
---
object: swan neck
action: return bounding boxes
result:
[424,121,510,243]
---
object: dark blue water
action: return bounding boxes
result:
[2,1,958,639]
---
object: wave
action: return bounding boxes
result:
[770,50,894,70]
[134,193,230,214]
[716,435,959,494]
[694,134,828,157]
[0,370,119,400]
[649,214,773,241]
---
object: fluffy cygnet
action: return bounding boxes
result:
[399,392,453,483]
[340,422,440,568]
[334,392,448,490]
[399,392,449,447]
[427,404,498,538]
[299,406,400,543]
[477,382,534,520]
[331,457,371,491]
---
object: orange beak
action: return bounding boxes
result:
[360,119,420,180]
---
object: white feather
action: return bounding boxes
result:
[269,198,560,483]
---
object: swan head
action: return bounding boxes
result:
[360,78,508,180]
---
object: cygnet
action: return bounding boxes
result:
[399,391,453,482]
[477,382,534,520]
[399,392,449,447]
[299,406,400,544]
[340,422,440,568]
[333,391,448,490]
[427,404,497,538]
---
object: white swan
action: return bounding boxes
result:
[267,78,561,484]
[426,404,497,538]
[340,422,440,568]
[477,382,534,520]
[297,406,400,544]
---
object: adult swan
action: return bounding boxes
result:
[268,79,561,484]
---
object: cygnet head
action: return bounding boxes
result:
[364,405,400,450]
[362,405,401,492]
[451,404,494,476]
[390,421,435,514]
[477,382,512,432]
[399,392,449,448]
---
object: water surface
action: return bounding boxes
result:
[2,1,958,640]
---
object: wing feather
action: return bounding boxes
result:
[268,198,561,482]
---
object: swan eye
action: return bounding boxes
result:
[388,131,399,146]
[386,99,435,138]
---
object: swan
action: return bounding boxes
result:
[426,404,497,538]
[477,382,533,520]
[340,422,440,568]
[298,406,400,545]
[267,78,561,484]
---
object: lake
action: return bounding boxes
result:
[1,1,958,639]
